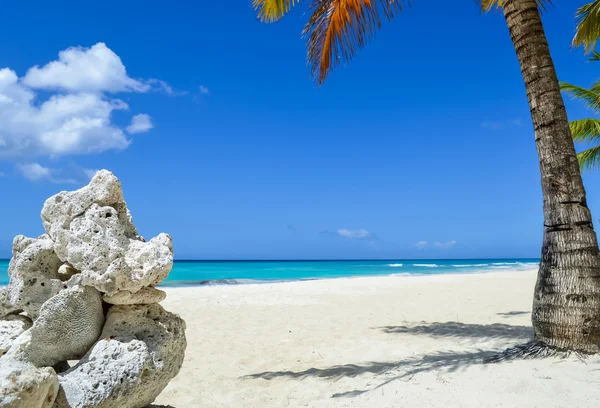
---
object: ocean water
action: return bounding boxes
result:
[0,259,539,286]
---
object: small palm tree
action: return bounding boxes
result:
[252,0,600,352]
[560,52,600,171]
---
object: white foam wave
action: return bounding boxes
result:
[413,264,438,268]
[388,263,403,267]
[451,263,489,267]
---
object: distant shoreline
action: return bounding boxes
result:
[0,258,541,262]
[158,266,539,287]
[0,259,541,287]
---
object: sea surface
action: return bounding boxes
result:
[0,259,539,286]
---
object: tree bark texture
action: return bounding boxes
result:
[503,0,600,352]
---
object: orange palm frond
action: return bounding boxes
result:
[303,0,409,85]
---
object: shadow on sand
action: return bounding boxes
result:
[243,321,535,397]
[377,321,533,340]
[496,310,530,317]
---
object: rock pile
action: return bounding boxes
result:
[0,171,186,408]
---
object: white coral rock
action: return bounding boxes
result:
[0,358,58,408]
[41,170,139,262]
[23,284,104,368]
[0,236,63,319]
[0,315,32,357]
[54,304,186,408]
[103,287,167,305]
[57,263,78,281]
[40,170,173,296]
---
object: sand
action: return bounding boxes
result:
[153,270,600,408]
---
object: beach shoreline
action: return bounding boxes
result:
[0,258,541,287]
[154,268,600,408]
[156,264,540,288]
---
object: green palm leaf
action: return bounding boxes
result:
[560,81,600,111]
[253,0,299,22]
[573,0,600,53]
[577,145,600,171]
[589,50,600,61]
[570,119,600,143]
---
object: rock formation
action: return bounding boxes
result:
[0,171,186,408]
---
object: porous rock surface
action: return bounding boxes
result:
[41,171,173,296]
[0,170,186,408]
[54,304,186,408]
[102,287,166,305]
[0,314,32,357]
[24,284,104,367]
[0,236,63,319]
[0,357,58,408]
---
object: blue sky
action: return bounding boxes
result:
[0,0,598,259]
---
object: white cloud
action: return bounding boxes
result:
[434,240,457,249]
[0,43,161,159]
[199,85,210,95]
[17,163,52,181]
[337,229,370,239]
[126,114,153,134]
[16,162,76,184]
[22,43,148,93]
[147,79,186,96]
[481,119,522,131]
[83,168,99,180]
[416,241,428,250]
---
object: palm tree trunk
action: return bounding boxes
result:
[502,0,600,352]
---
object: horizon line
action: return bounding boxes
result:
[1,257,541,262]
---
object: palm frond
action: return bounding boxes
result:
[253,0,298,22]
[560,81,600,111]
[478,0,553,13]
[573,0,600,53]
[577,145,600,171]
[570,119,600,143]
[303,0,409,85]
[589,50,600,61]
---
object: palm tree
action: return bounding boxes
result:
[560,52,600,171]
[573,0,600,53]
[252,0,600,352]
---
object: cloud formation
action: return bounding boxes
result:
[434,240,457,249]
[416,240,428,249]
[22,43,149,93]
[0,43,157,159]
[199,85,210,95]
[337,229,370,239]
[481,119,522,131]
[17,163,76,184]
[83,168,100,180]
[126,114,153,134]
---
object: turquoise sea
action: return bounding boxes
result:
[0,259,539,286]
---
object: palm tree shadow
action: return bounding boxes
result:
[243,321,535,398]
[245,348,495,398]
[497,311,530,317]
[377,321,533,340]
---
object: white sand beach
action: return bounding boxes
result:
[154,270,600,408]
